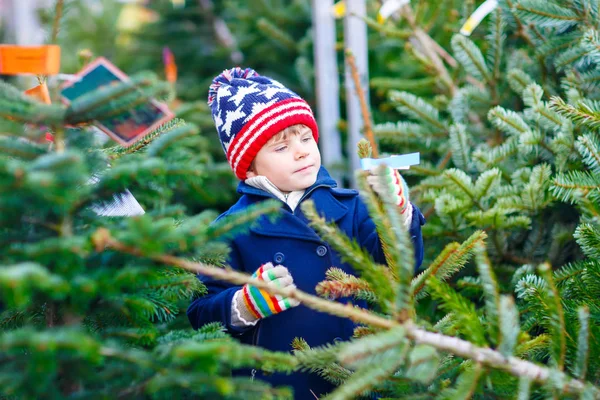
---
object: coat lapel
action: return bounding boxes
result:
[250,187,349,242]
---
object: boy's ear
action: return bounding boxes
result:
[246,169,257,178]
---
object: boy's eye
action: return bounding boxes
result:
[275,146,287,152]
[302,136,311,142]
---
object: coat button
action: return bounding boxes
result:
[316,245,327,257]
[273,252,285,264]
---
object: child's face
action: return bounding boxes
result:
[246,126,321,192]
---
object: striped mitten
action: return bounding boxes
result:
[232,263,299,326]
[367,166,413,227]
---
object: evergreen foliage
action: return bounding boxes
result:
[4,0,600,399]
[0,58,290,398]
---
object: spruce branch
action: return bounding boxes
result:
[576,133,600,174]
[574,306,590,380]
[300,199,396,314]
[550,96,600,131]
[451,34,492,83]
[514,1,581,28]
[498,296,520,357]
[94,229,600,397]
[412,231,486,299]
[389,91,446,130]
[538,263,567,371]
[474,243,501,346]
[398,4,457,95]
[316,268,375,302]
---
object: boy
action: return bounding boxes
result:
[187,67,425,398]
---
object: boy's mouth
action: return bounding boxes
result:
[294,164,314,173]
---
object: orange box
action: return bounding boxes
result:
[0,45,61,75]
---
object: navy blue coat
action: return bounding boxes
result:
[187,167,425,399]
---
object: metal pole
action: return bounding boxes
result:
[311,0,342,183]
[6,0,44,45]
[344,0,369,187]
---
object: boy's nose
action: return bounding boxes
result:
[295,150,308,160]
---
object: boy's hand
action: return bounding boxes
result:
[367,166,412,226]
[234,263,299,325]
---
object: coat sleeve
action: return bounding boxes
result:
[186,240,253,335]
[356,198,426,272]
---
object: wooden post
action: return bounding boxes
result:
[344,0,369,187]
[311,0,343,183]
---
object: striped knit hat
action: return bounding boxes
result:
[208,67,319,180]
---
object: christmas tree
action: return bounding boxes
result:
[4,0,600,399]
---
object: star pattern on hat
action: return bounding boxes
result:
[261,86,294,100]
[243,99,278,123]
[222,104,247,138]
[228,84,261,107]
[213,112,224,129]
[217,86,232,107]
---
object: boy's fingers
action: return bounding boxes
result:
[270,275,293,288]
[261,262,274,271]
[261,266,290,282]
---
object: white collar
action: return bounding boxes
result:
[245,176,305,212]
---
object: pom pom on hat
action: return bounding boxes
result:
[208,66,319,180]
[208,67,260,107]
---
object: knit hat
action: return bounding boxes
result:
[208,67,319,180]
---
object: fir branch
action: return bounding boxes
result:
[554,45,591,71]
[293,340,352,385]
[517,377,532,400]
[573,223,600,259]
[374,121,432,142]
[486,7,506,82]
[442,169,480,208]
[370,77,437,91]
[498,296,520,358]
[576,133,600,174]
[488,106,529,136]
[0,137,47,160]
[507,69,535,95]
[551,170,600,203]
[574,306,590,380]
[337,326,407,369]
[102,118,188,159]
[538,263,567,371]
[361,14,412,39]
[451,34,491,83]
[437,362,483,399]
[397,5,457,94]
[472,137,519,169]
[95,230,600,397]
[50,0,64,44]
[316,268,375,303]
[389,91,446,130]
[474,168,502,200]
[256,18,296,51]
[448,124,470,171]
[301,199,397,314]
[474,243,501,346]
[371,166,415,320]
[514,0,581,29]
[412,231,486,299]
[550,96,600,131]
[145,123,200,157]
[355,173,403,282]
[205,200,281,241]
[427,277,488,346]
[324,346,408,400]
